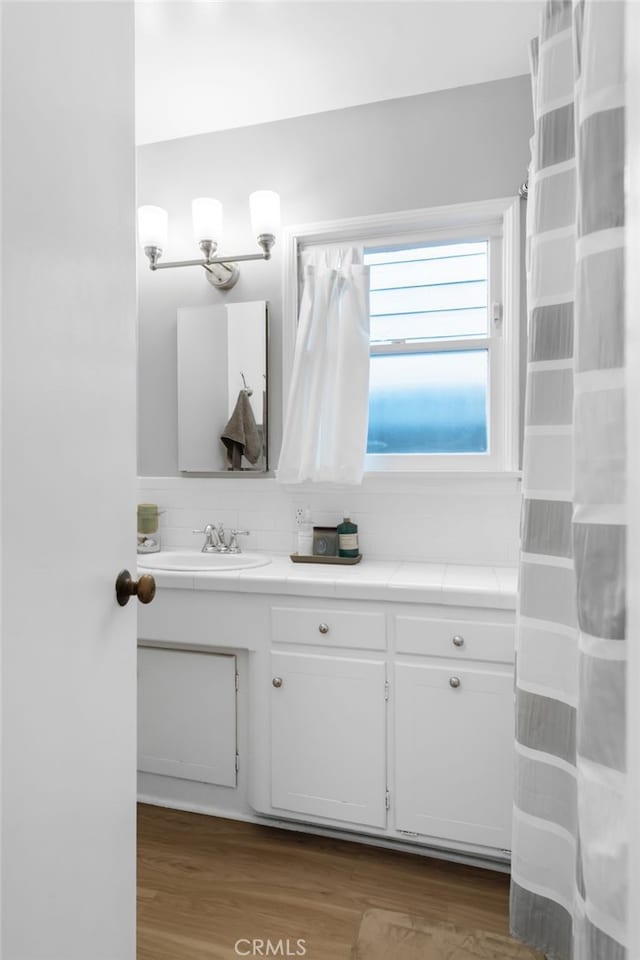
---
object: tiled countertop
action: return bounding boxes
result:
[138,554,518,610]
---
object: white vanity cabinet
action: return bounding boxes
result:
[138,646,238,787]
[136,564,517,866]
[393,616,515,851]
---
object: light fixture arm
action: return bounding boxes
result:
[148,245,274,271]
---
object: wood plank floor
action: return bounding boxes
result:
[137,803,512,960]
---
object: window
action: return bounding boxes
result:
[283,198,521,473]
[366,239,492,457]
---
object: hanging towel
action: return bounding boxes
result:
[220,391,261,469]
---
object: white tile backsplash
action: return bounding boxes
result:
[139,475,520,567]
[138,474,522,566]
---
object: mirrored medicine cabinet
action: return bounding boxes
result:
[177,300,268,475]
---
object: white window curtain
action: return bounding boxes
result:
[277,246,370,485]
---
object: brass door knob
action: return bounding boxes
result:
[115,569,156,607]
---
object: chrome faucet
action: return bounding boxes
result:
[192,523,222,553]
[193,523,250,554]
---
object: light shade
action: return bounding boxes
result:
[249,190,280,238]
[137,205,168,250]
[192,197,223,244]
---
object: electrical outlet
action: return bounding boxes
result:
[295,506,305,526]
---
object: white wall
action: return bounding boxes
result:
[135,1,541,144]
[137,75,531,567]
[138,74,532,476]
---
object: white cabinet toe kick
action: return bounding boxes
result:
[137,582,515,867]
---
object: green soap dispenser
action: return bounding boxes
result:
[337,517,359,558]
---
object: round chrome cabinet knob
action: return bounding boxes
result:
[449,676,461,689]
[452,635,465,647]
[272,677,283,688]
[318,623,329,635]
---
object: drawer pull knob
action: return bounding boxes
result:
[318,623,330,635]
[452,635,465,647]
[449,676,461,689]
[272,677,283,688]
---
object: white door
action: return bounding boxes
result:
[394,662,514,849]
[271,651,387,827]
[1,4,138,958]
[138,648,238,786]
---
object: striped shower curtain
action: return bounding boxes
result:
[511,3,627,959]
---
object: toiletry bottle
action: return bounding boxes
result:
[337,517,359,558]
[297,507,314,556]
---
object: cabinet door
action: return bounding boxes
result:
[138,648,237,787]
[395,662,514,849]
[271,652,387,828]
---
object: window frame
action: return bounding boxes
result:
[281,197,522,475]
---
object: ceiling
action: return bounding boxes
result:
[135,1,541,145]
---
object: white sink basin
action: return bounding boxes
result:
[137,550,271,572]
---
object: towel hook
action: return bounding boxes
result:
[240,371,253,397]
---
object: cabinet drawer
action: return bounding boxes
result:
[272,606,386,651]
[395,616,514,663]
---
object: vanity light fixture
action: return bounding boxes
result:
[137,190,280,291]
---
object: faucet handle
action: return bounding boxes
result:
[228,529,250,553]
[192,524,216,536]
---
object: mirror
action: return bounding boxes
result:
[177,300,268,474]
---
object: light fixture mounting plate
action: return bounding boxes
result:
[204,261,240,290]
